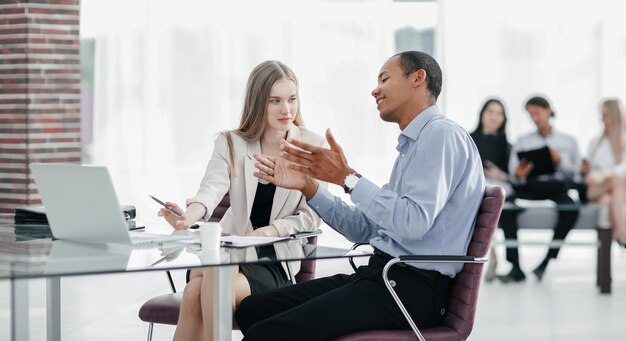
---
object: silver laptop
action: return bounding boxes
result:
[30,163,194,246]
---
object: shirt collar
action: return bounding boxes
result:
[535,126,554,138]
[401,105,440,140]
[396,105,440,151]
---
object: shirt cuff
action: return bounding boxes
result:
[350,177,379,211]
[307,186,336,217]
[185,200,208,221]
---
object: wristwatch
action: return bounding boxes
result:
[343,173,362,194]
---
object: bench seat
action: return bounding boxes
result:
[497,202,612,294]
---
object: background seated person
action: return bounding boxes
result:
[582,99,626,247]
[497,95,581,283]
[470,97,512,281]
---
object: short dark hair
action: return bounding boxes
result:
[393,51,443,102]
[525,95,555,117]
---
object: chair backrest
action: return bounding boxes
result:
[426,185,505,339]
[294,236,318,283]
[208,193,231,222]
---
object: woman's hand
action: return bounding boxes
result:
[253,154,308,191]
[585,170,613,187]
[484,160,509,182]
[580,159,591,175]
[158,202,193,230]
[245,225,280,237]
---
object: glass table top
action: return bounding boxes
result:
[0,215,370,280]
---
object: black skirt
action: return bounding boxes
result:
[240,261,291,295]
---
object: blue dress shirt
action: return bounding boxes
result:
[308,106,485,277]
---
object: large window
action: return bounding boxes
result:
[441,0,626,153]
[80,0,438,228]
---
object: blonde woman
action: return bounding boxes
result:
[159,60,325,340]
[583,99,626,246]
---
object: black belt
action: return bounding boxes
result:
[372,247,443,282]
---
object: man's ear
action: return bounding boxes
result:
[411,69,427,88]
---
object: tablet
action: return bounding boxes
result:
[516,146,555,178]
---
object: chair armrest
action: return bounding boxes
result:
[381,255,488,341]
[399,255,488,264]
[166,270,177,293]
[349,243,372,272]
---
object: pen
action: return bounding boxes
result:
[129,226,146,231]
[149,195,184,217]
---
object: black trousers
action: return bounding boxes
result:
[235,250,452,341]
[499,180,579,267]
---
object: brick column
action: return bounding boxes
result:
[0,0,81,213]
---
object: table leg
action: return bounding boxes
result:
[597,227,612,294]
[47,277,61,340]
[213,266,233,341]
[11,279,29,341]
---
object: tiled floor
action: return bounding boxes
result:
[1,229,625,341]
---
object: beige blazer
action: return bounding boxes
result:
[187,125,325,278]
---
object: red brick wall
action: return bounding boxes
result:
[0,0,81,213]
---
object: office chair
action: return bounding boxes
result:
[138,193,318,340]
[334,186,505,341]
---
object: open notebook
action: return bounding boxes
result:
[220,230,322,248]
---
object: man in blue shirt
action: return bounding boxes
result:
[235,51,485,340]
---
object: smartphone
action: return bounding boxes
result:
[149,195,183,217]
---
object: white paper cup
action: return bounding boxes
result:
[199,222,222,251]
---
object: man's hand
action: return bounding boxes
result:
[515,159,534,179]
[549,147,561,164]
[281,128,355,186]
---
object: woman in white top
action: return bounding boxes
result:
[160,60,325,340]
[583,99,626,245]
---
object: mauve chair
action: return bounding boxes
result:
[138,193,319,340]
[334,186,505,341]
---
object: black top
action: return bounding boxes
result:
[470,131,511,173]
[249,182,277,259]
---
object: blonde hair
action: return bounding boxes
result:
[590,99,626,163]
[224,61,304,173]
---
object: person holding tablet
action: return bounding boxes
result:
[158,60,325,340]
[497,95,581,283]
